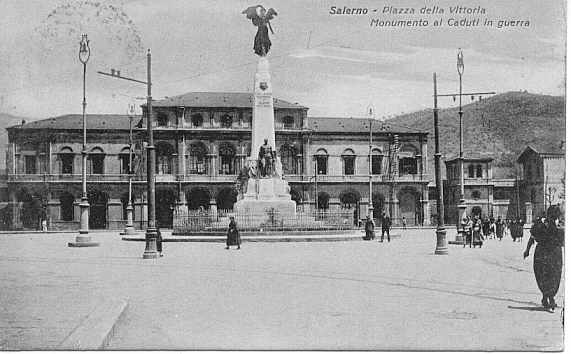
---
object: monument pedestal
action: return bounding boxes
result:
[235,177,296,216]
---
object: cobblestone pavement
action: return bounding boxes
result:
[0,229,564,350]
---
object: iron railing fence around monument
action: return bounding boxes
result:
[173,206,357,233]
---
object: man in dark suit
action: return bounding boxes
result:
[381,212,392,242]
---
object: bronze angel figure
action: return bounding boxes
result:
[242,5,277,57]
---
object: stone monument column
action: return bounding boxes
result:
[250,57,277,159]
[234,56,296,218]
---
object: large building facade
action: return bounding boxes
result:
[3,92,432,231]
[3,92,563,231]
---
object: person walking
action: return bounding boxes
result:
[464,217,473,248]
[517,219,525,242]
[489,217,496,239]
[472,216,483,247]
[496,217,504,241]
[509,219,518,242]
[156,228,163,257]
[402,216,407,230]
[482,217,490,239]
[380,213,391,243]
[226,215,241,250]
[524,208,564,310]
[364,215,375,240]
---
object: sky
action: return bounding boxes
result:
[0,0,566,119]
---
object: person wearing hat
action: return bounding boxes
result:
[380,212,391,242]
[226,215,241,250]
[524,206,564,310]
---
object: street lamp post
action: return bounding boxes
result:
[433,73,448,255]
[123,106,136,235]
[69,34,98,247]
[455,49,467,243]
[367,105,374,219]
[142,49,158,259]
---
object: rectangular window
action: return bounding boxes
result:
[120,155,131,174]
[398,157,417,175]
[316,156,327,175]
[343,156,355,175]
[156,157,172,175]
[61,155,74,174]
[220,156,234,175]
[476,165,483,178]
[283,117,294,129]
[25,156,36,174]
[187,156,206,174]
[468,165,475,178]
[372,155,382,175]
[90,155,104,174]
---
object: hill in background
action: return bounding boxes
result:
[388,91,565,179]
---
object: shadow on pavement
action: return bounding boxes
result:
[508,305,553,312]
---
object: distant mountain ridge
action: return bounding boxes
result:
[387,91,565,179]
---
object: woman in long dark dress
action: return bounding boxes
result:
[226,216,241,250]
[156,227,163,257]
[363,215,375,240]
[524,209,564,310]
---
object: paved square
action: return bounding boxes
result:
[0,229,563,350]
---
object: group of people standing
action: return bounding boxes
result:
[364,212,392,242]
[482,216,525,241]
[463,215,526,247]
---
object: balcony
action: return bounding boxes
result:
[176,175,237,183]
[287,174,430,183]
[6,172,431,184]
[8,174,132,183]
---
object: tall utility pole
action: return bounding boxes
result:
[434,50,494,244]
[367,105,374,219]
[143,49,158,259]
[69,33,99,247]
[456,49,467,243]
[97,49,157,259]
[433,73,447,255]
[123,104,136,235]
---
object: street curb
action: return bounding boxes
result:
[58,299,128,350]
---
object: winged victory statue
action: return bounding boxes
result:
[242,5,278,56]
